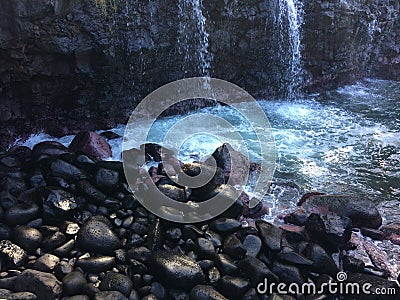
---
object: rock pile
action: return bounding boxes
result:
[0,135,399,299]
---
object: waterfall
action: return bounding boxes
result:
[275,0,304,99]
[177,0,212,77]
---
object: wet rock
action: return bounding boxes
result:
[0,191,17,210]
[96,168,119,191]
[0,240,27,267]
[256,220,283,252]
[14,269,62,300]
[5,291,38,299]
[238,256,279,286]
[209,143,250,186]
[360,227,384,240]
[271,261,304,285]
[77,218,121,255]
[5,203,40,226]
[218,275,250,299]
[69,131,112,160]
[299,194,382,229]
[75,256,115,273]
[388,234,400,245]
[0,171,27,197]
[276,246,313,266]
[127,246,151,263]
[268,294,296,300]
[76,180,106,205]
[63,295,90,300]
[33,253,60,272]
[210,218,242,235]
[39,187,78,222]
[149,250,205,290]
[304,243,339,277]
[222,234,246,259]
[190,285,227,300]
[93,291,128,300]
[54,261,74,280]
[280,224,308,243]
[0,276,16,290]
[99,272,133,297]
[42,231,67,251]
[195,237,216,259]
[157,184,186,202]
[150,282,165,299]
[342,254,365,273]
[215,254,238,275]
[62,271,87,296]
[208,267,221,284]
[50,158,87,181]
[305,213,352,248]
[12,226,43,252]
[31,141,70,159]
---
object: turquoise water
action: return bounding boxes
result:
[16,79,400,222]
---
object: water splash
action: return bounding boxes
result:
[275,0,304,99]
[177,0,212,77]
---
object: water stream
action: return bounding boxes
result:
[275,0,304,99]
[177,0,212,77]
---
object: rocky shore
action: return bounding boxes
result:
[0,131,399,300]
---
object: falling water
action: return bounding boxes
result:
[276,0,304,99]
[177,0,212,77]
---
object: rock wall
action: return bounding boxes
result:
[0,0,399,149]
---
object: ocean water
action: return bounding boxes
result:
[15,79,400,223]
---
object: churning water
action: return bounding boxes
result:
[16,79,400,223]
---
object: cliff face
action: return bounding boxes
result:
[0,0,399,148]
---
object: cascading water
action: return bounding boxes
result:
[177,0,212,77]
[275,0,304,99]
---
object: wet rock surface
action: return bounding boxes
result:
[0,141,398,299]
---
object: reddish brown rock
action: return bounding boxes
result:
[69,131,112,160]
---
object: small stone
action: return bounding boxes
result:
[0,240,27,267]
[33,254,60,272]
[69,131,112,160]
[218,275,250,299]
[77,218,120,255]
[150,282,166,299]
[304,243,339,277]
[190,285,227,300]
[96,168,119,191]
[276,247,313,266]
[6,292,38,300]
[222,234,246,259]
[12,226,43,252]
[305,213,352,248]
[256,220,283,252]
[210,218,242,235]
[195,238,216,259]
[242,234,262,257]
[5,203,40,226]
[99,272,133,297]
[215,254,238,276]
[271,261,304,285]
[75,256,115,273]
[76,180,106,205]
[149,250,205,290]
[238,256,278,286]
[14,269,62,300]
[42,231,67,251]
[360,227,384,240]
[93,291,128,300]
[63,271,87,296]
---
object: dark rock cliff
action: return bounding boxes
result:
[0,0,399,149]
